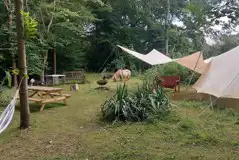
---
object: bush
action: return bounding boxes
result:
[101,82,171,122]
[0,87,12,107]
[142,62,200,85]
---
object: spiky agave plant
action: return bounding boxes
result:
[134,80,171,120]
[101,81,171,123]
[101,83,139,122]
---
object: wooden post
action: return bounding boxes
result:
[14,0,30,129]
[53,48,56,74]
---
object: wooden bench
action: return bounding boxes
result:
[41,92,71,98]
[154,75,180,92]
[28,96,68,111]
[63,70,86,84]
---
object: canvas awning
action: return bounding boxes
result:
[117,45,208,74]
[174,51,208,74]
[117,45,173,65]
[193,46,239,99]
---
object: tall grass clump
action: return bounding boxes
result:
[101,82,171,122]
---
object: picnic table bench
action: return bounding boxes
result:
[27,86,71,111]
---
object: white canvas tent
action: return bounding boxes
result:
[193,46,239,99]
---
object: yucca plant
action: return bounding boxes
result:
[101,81,171,123]
[102,83,139,122]
[134,81,170,120]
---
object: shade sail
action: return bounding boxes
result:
[144,49,173,65]
[193,46,239,98]
[117,45,145,62]
[117,45,208,74]
[204,57,214,63]
[175,51,208,74]
[117,45,173,65]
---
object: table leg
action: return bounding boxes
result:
[59,90,67,105]
[40,103,46,112]
[29,91,38,97]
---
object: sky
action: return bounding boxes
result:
[173,17,239,45]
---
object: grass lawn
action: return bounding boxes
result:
[0,74,238,160]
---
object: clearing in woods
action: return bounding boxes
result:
[0,74,238,160]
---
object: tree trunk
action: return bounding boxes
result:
[40,52,48,83]
[12,57,18,87]
[14,0,30,129]
[53,48,56,74]
[40,0,56,81]
[4,0,18,87]
[165,0,170,56]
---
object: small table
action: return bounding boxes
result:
[27,86,70,111]
[44,74,65,86]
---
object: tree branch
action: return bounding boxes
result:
[39,8,46,30]
[4,0,9,11]
[47,0,56,33]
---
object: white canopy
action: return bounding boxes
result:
[193,46,239,99]
[117,45,172,65]
[117,45,145,62]
[117,45,208,74]
[143,49,173,65]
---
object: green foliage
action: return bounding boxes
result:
[4,71,12,87]
[204,34,239,59]
[101,82,171,122]
[0,71,12,89]
[20,10,38,39]
[0,87,12,107]
[1,0,237,75]
[0,71,12,107]
[101,84,132,122]
[142,63,200,85]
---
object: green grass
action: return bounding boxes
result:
[0,74,238,160]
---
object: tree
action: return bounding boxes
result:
[165,0,170,56]
[14,0,30,129]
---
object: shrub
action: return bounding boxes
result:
[134,81,171,121]
[0,87,12,107]
[142,62,200,85]
[101,82,171,122]
[0,71,12,107]
[101,84,133,122]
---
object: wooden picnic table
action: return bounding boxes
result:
[27,86,71,111]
